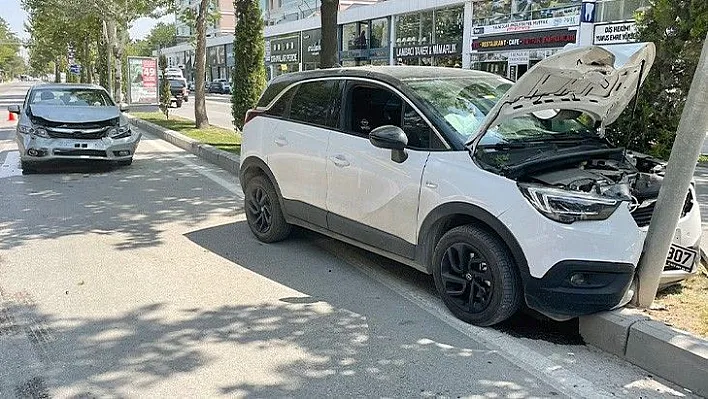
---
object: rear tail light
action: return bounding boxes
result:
[244,109,264,125]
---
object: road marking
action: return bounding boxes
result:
[0,151,21,179]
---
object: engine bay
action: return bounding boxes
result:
[524,151,665,203]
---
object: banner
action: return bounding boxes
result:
[472,29,576,51]
[127,57,158,105]
[593,22,638,45]
[472,15,580,36]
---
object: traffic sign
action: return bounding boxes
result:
[69,64,81,74]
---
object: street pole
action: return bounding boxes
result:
[633,34,708,307]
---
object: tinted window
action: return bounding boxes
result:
[347,84,443,150]
[348,85,402,136]
[267,87,295,117]
[289,80,342,129]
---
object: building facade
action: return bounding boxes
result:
[160,0,647,84]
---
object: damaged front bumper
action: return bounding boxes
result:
[16,130,142,163]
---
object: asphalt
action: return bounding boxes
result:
[0,81,697,398]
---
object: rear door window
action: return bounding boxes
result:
[266,87,296,118]
[288,80,343,129]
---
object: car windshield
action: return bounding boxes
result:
[405,77,599,145]
[169,80,185,88]
[30,88,114,107]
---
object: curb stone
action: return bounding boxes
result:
[580,310,708,397]
[126,114,240,175]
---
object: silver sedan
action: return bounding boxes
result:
[8,83,141,173]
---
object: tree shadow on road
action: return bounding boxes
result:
[0,151,239,251]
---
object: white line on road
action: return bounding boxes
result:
[0,150,21,179]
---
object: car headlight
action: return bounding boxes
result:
[19,125,49,138]
[519,183,622,224]
[108,125,131,139]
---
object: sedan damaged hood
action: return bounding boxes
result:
[29,104,121,124]
[469,43,656,145]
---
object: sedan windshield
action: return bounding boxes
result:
[30,88,114,107]
[405,77,600,145]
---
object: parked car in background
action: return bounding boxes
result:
[208,79,231,94]
[168,79,186,108]
[9,83,141,173]
[239,44,702,326]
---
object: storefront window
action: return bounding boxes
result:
[342,23,360,51]
[435,6,464,44]
[370,18,389,49]
[473,0,581,26]
[394,7,463,68]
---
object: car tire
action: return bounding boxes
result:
[176,100,183,108]
[244,175,291,243]
[21,161,38,174]
[432,225,522,326]
[116,158,133,167]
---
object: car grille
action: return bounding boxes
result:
[46,127,109,139]
[631,191,693,227]
[52,149,107,157]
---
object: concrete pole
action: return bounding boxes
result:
[633,34,708,307]
[576,0,597,47]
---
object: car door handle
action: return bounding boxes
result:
[274,136,288,147]
[329,155,350,168]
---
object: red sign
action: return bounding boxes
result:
[142,59,157,88]
[472,29,577,51]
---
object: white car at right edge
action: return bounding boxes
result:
[238,43,701,326]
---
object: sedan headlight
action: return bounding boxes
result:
[108,125,131,139]
[519,183,622,224]
[18,125,49,138]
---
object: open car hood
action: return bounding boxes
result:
[29,104,121,124]
[467,43,656,146]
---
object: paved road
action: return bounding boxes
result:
[172,93,235,131]
[0,82,693,398]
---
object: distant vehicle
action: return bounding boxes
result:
[168,79,186,108]
[8,83,141,173]
[208,79,231,94]
[239,44,702,326]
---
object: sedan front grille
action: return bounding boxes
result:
[46,127,109,139]
[52,149,107,157]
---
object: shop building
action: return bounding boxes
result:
[157,0,648,84]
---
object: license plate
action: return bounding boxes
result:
[665,244,697,272]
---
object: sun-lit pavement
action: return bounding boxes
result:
[0,81,697,398]
[170,93,235,131]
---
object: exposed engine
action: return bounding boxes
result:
[523,151,685,227]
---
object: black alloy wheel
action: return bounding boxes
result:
[244,175,291,243]
[432,225,521,326]
[440,242,494,313]
[247,185,273,234]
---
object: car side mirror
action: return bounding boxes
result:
[7,105,20,114]
[119,103,129,112]
[369,125,408,163]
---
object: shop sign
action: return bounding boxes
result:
[269,34,300,64]
[472,29,576,51]
[395,42,461,58]
[472,15,580,36]
[593,22,638,45]
[507,51,529,64]
[302,29,321,64]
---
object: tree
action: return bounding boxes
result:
[159,54,171,119]
[129,22,176,57]
[193,0,211,129]
[320,0,339,68]
[606,0,708,159]
[232,0,266,130]
[0,17,24,80]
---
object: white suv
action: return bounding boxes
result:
[239,44,702,326]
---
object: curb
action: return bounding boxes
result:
[126,114,240,175]
[580,310,708,396]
